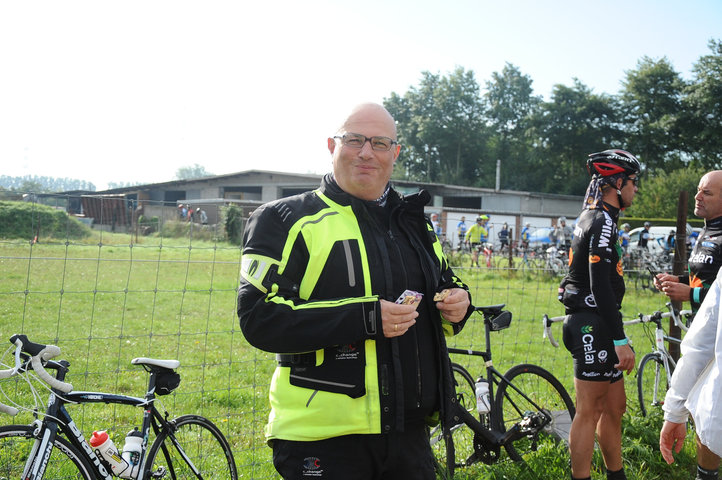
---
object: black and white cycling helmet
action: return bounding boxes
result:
[587,149,640,178]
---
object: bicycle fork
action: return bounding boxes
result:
[22,421,57,480]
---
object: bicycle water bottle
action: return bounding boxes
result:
[475,377,491,414]
[89,430,131,476]
[121,428,143,479]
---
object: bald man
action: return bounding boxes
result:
[655,171,722,311]
[238,103,473,479]
[657,171,722,480]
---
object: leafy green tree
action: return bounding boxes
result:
[175,164,213,180]
[680,39,722,169]
[224,204,244,244]
[625,166,705,219]
[528,80,623,195]
[620,57,687,172]
[483,63,541,191]
[107,181,142,189]
[384,67,488,186]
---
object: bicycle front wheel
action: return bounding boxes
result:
[146,415,238,479]
[637,352,671,417]
[494,364,575,462]
[0,424,94,479]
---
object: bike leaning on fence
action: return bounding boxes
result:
[626,303,692,417]
[429,305,575,478]
[0,334,238,479]
[542,303,693,418]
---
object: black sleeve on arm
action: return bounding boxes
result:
[589,259,625,340]
[237,204,379,354]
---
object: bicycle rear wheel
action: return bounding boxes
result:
[429,363,490,472]
[0,424,94,479]
[637,352,671,417]
[146,415,238,479]
[494,364,575,461]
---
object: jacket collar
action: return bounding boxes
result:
[320,174,429,210]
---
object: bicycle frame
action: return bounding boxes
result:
[20,359,160,480]
[446,307,556,454]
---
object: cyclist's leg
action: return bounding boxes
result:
[595,378,626,473]
[697,435,721,472]
[569,379,609,478]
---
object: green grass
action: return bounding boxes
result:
[0,232,702,479]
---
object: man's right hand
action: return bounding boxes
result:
[655,274,692,302]
[653,273,677,291]
[379,299,418,338]
[659,420,687,464]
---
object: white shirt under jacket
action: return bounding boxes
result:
[663,267,722,457]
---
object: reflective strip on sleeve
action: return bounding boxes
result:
[241,255,277,294]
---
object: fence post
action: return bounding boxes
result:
[670,191,688,361]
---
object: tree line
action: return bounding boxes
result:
[384,39,721,217]
[0,175,96,193]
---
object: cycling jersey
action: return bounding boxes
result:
[465,223,488,244]
[678,216,722,311]
[558,202,626,342]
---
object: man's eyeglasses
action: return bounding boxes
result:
[626,177,639,186]
[333,133,398,152]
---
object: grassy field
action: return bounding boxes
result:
[0,229,701,479]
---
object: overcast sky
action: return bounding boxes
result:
[1,0,720,190]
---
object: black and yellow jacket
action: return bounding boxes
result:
[237,174,471,442]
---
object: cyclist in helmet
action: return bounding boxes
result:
[639,221,653,249]
[521,222,532,249]
[465,215,489,267]
[558,149,640,480]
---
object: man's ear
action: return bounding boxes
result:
[616,177,624,190]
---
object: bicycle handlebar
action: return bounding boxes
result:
[625,302,693,332]
[541,314,565,348]
[0,334,73,416]
[542,302,693,351]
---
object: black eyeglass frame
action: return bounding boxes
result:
[333,133,399,152]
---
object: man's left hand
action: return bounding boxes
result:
[436,288,470,324]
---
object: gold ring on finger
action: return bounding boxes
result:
[394,324,398,332]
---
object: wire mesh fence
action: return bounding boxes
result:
[0,193,673,478]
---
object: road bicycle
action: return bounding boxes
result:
[517,246,540,277]
[429,305,575,478]
[626,303,692,417]
[0,334,238,479]
[543,245,568,277]
[542,302,692,417]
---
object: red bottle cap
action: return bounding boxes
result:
[89,430,109,447]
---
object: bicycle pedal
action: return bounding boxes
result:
[151,467,167,478]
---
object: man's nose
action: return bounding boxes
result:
[358,140,375,157]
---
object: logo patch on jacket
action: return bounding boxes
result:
[335,344,360,361]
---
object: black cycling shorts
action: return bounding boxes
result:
[562,310,622,383]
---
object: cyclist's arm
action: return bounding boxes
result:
[588,232,625,341]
